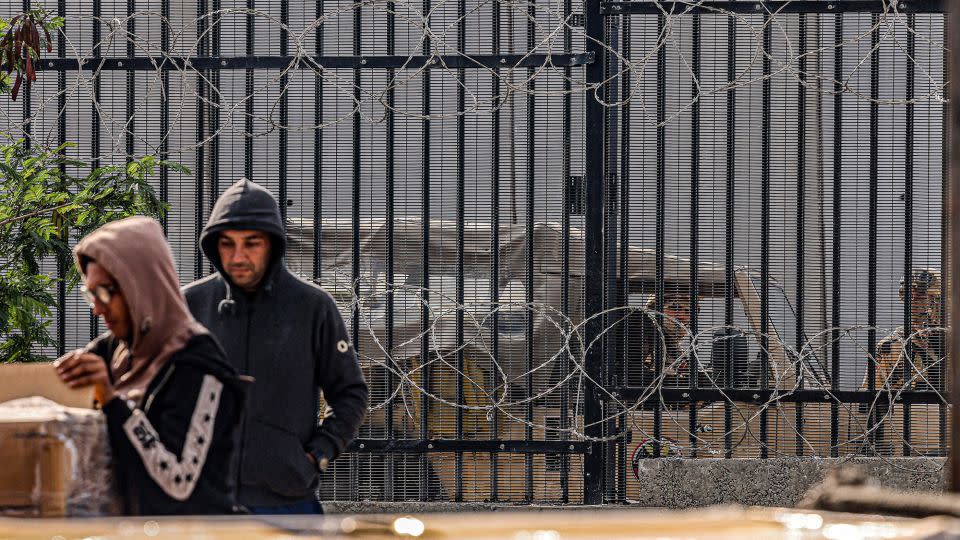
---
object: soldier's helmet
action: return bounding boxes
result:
[899,268,942,324]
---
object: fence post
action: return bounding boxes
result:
[582,0,606,505]
[948,0,960,493]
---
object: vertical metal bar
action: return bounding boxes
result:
[279,0,289,224]
[724,13,735,459]
[314,0,324,281]
[90,0,102,341]
[210,0,221,203]
[602,15,618,503]
[796,12,807,457]
[56,0,66,356]
[618,13,631,500]
[939,12,948,459]
[653,11,666,461]
[946,1,960,491]
[350,0,361,503]
[195,0,208,280]
[160,0,170,233]
[525,0,536,501]
[126,0,135,165]
[490,0,501,503]
[559,0,572,502]
[244,0,254,181]
[759,14,771,460]
[420,0,432,502]
[22,0,30,150]
[384,0,396,502]
[902,14,916,457]
[689,11,701,459]
[868,17,881,455]
[830,13,843,458]
[582,0,606,504]
[455,0,466,503]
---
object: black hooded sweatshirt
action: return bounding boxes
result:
[183,179,368,507]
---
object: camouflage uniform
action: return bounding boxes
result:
[866,269,943,392]
[863,269,943,456]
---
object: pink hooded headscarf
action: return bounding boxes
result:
[74,216,208,397]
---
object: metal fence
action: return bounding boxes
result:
[2,0,949,504]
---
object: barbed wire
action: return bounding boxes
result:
[0,1,949,161]
[319,267,949,466]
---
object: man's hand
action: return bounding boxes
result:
[306,452,317,466]
[54,350,116,405]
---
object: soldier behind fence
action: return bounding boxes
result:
[626,293,697,388]
[863,268,944,392]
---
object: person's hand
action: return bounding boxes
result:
[54,350,116,405]
[306,452,317,467]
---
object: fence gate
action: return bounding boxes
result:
[2,0,951,504]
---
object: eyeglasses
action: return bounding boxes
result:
[81,283,119,307]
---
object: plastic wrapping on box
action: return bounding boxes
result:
[0,397,120,517]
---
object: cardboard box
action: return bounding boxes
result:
[0,363,117,517]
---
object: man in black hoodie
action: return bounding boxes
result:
[183,179,368,514]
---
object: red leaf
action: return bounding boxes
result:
[11,72,21,100]
[25,55,33,83]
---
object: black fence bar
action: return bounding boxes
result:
[830,13,842,458]
[210,0,220,201]
[795,12,807,457]
[867,15,882,452]
[349,0,361,503]
[759,14,771,459]
[313,0,324,282]
[525,0,537,502]
[455,0,466,502]
[160,0,170,232]
[22,0,30,148]
[618,13,631,500]
[89,0,102,341]
[279,0,289,225]
[582,0,606,504]
[40,53,596,71]
[610,387,947,405]
[939,13,948,458]
[56,0,66,357]
[194,0,208,281]
[419,0,432,501]
[723,12,735,459]
[490,0,501,501]
[902,13,916,457]
[125,0,134,164]
[350,440,591,453]
[653,11,666,460]
[599,0,946,15]
[866,16,880,452]
[384,0,396,502]
[688,12,701,459]
[601,15,618,502]
[244,0,253,180]
[560,0,573,502]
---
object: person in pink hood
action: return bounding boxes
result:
[54,216,246,515]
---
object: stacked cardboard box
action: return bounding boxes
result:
[0,363,119,517]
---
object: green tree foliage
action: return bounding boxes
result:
[0,7,185,362]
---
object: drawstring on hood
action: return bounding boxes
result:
[74,216,209,397]
[199,178,286,317]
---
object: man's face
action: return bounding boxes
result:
[663,297,694,339]
[84,261,133,341]
[218,230,272,292]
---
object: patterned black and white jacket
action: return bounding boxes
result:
[92,332,247,516]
